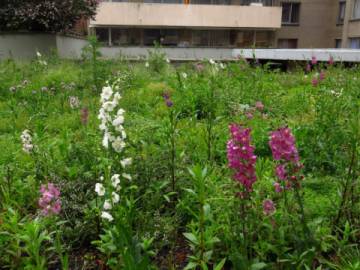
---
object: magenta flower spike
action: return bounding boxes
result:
[227,124,257,193]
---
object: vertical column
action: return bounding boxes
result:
[342,0,353,48]
[108,28,112,46]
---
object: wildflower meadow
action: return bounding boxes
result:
[0,48,359,269]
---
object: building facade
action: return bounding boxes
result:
[89,0,360,49]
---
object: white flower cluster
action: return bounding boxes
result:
[69,96,80,109]
[98,86,127,153]
[95,84,133,222]
[36,51,47,66]
[209,59,226,71]
[95,172,133,222]
[20,130,34,154]
[330,89,343,98]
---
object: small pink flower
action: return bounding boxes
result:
[274,182,283,193]
[306,63,311,72]
[312,77,319,87]
[81,107,89,125]
[328,56,334,66]
[263,199,276,215]
[39,183,61,216]
[255,101,264,111]
[319,71,326,81]
[245,112,253,119]
[311,56,317,65]
[275,164,287,180]
[195,63,204,72]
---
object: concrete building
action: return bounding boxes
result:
[89,0,360,49]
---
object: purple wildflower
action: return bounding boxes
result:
[275,164,287,180]
[319,71,326,81]
[38,183,61,216]
[255,101,264,112]
[227,124,257,193]
[311,56,317,65]
[163,91,174,108]
[269,127,299,163]
[312,77,319,87]
[166,100,173,107]
[269,127,303,191]
[80,107,89,125]
[263,199,276,215]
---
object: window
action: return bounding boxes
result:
[143,29,180,46]
[144,0,182,3]
[191,0,230,4]
[240,0,273,6]
[335,39,342,48]
[338,1,346,24]
[96,28,109,45]
[192,31,210,46]
[111,29,142,46]
[278,39,298,48]
[281,2,300,25]
[349,38,360,49]
[353,0,360,19]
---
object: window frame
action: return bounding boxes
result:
[337,1,346,24]
[281,2,301,26]
[353,0,360,19]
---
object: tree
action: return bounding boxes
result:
[0,0,98,32]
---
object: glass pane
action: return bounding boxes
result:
[111,29,128,45]
[350,38,360,49]
[144,29,161,46]
[278,39,297,48]
[160,29,179,46]
[281,3,291,23]
[339,2,346,22]
[291,3,300,23]
[192,31,210,46]
[96,28,109,45]
[353,0,360,19]
[191,0,211,4]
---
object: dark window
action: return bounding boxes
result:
[192,30,210,46]
[111,29,142,46]
[278,39,298,48]
[338,1,346,24]
[96,28,109,45]
[143,29,161,46]
[240,0,273,5]
[350,38,360,49]
[335,39,342,48]
[281,2,300,24]
[191,0,230,4]
[144,0,182,3]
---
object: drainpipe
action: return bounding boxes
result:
[108,28,112,46]
[341,0,352,48]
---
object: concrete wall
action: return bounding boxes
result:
[90,2,282,29]
[347,20,360,37]
[0,33,235,60]
[100,46,234,60]
[56,35,88,59]
[0,33,56,60]
[275,0,341,48]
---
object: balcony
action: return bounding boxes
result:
[90,2,282,29]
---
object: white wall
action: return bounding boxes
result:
[0,33,56,60]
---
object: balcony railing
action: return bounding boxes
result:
[91,2,282,29]
[102,0,277,5]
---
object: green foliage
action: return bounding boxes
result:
[0,57,359,269]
